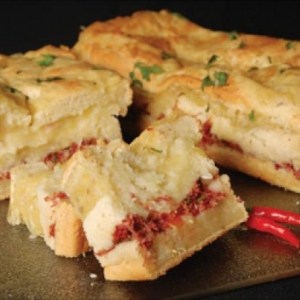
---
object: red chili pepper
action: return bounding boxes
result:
[245,213,300,248]
[251,206,300,226]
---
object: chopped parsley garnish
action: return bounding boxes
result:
[205,54,219,69]
[134,62,164,81]
[36,76,63,83]
[228,30,239,40]
[38,54,56,66]
[205,104,210,112]
[201,76,214,89]
[129,71,143,88]
[161,51,174,60]
[249,110,255,121]
[286,41,295,50]
[201,71,228,90]
[238,41,246,48]
[151,147,163,153]
[92,66,104,70]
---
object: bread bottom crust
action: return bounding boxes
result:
[102,195,247,281]
[0,180,9,201]
[204,144,300,193]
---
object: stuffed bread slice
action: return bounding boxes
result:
[0,45,132,200]
[6,139,110,257]
[61,114,247,281]
[7,161,90,257]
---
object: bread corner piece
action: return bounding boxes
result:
[7,161,90,258]
[61,114,247,281]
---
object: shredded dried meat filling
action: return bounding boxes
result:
[200,120,300,181]
[43,137,98,167]
[96,179,226,256]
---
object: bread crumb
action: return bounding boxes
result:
[28,233,37,240]
[89,273,97,279]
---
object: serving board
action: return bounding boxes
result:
[1,169,300,300]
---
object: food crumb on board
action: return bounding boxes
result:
[90,273,98,279]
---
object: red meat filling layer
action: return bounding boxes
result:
[0,137,99,182]
[200,120,300,180]
[96,179,226,256]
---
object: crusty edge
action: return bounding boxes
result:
[102,191,247,281]
[204,144,300,193]
[54,201,90,257]
[0,180,9,201]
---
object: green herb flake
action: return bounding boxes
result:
[286,41,295,50]
[132,79,143,88]
[205,54,219,69]
[38,54,56,66]
[161,51,174,60]
[92,66,103,70]
[134,62,164,81]
[238,41,246,49]
[201,71,228,90]
[205,104,210,112]
[228,30,239,40]
[214,72,228,86]
[36,76,63,83]
[201,75,215,90]
[129,71,143,88]
[151,147,163,153]
[249,110,255,121]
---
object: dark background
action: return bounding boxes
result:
[1,1,300,55]
[2,1,300,299]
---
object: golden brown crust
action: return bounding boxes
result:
[73,9,300,73]
[202,144,300,194]
[54,201,90,257]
